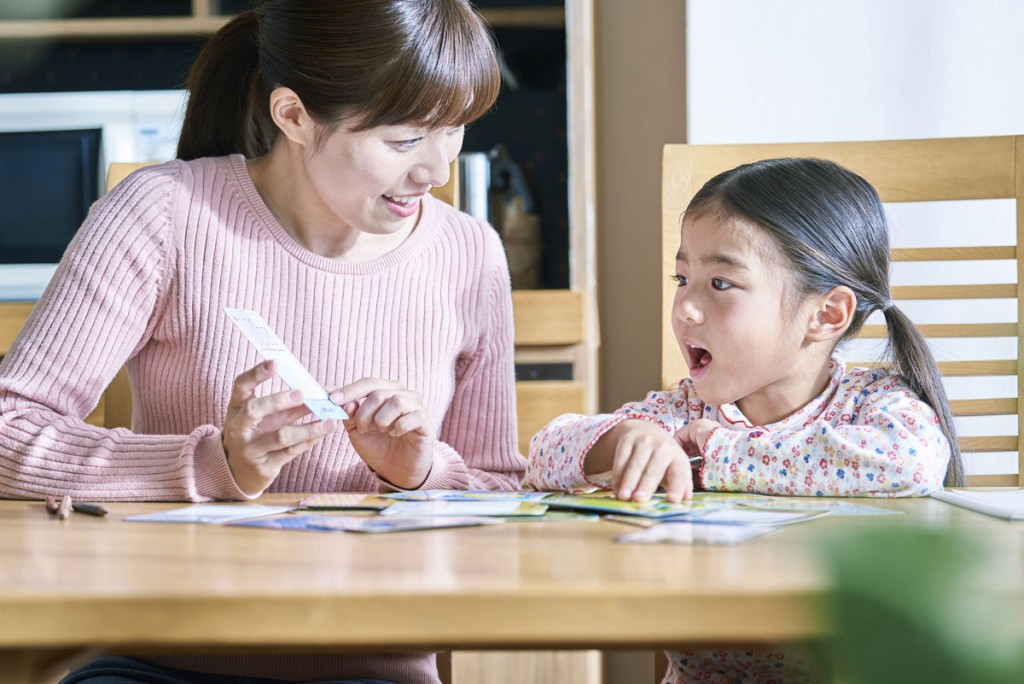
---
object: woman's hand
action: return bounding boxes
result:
[600,419,694,503]
[331,378,436,490]
[223,361,338,496]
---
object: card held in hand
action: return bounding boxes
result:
[225,308,348,420]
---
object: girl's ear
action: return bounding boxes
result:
[268,86,316,148]
[806,286,857,343]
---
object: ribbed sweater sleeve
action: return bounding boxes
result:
[418,226,522,491]
[0,162,244,501]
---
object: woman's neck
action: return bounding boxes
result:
[245,147,416,261]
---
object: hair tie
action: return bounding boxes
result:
[881,300,895,312]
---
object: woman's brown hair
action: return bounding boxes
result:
[177,0,501,160]
[685,157,965,487]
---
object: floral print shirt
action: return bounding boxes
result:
[527,357,952,682]
[527,357,951,498]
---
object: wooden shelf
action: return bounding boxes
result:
[0,8,565,40]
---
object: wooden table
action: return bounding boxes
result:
[0,494,1020,683]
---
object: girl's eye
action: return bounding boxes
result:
[711,277,732,290]
[447,125,466,136]
[671,274,687,287]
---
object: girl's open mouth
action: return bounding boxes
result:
[685,343,713,375]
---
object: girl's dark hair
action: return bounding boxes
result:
[685,157,964,487]
[177,0,500,160]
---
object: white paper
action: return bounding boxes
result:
[931,489,1024,521]
[617,522,777,545]
[225,308,348,420]
[124,504,294,524]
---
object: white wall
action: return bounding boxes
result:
[687,0,1024,144]
[686,0,1024,478]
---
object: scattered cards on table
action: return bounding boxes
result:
[120,489,888,540]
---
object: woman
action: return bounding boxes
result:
[0,1,522,681]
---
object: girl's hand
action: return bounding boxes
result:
[223,360,338,496]
[331,378,436,490]
[605,419,694,503]
[674,418,720,458]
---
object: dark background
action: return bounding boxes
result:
[0,0,570,288]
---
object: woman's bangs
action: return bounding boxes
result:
[355,5,500,130]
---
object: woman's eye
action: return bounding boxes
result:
[393,137,424,150]
[672,274,687,287]
[447,125,466,136]
[711,277,732,290]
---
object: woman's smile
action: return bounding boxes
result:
[383,192,426,218]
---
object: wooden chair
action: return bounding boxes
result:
[662,137,1024,488]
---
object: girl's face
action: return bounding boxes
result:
[672,212,822,424]
[302,121,465,236]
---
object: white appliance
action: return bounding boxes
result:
[0,89,187,301]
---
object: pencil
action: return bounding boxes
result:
[71,501,109,517]
[57,494,73,520]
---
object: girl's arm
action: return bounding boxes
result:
[700,372,950,497]
[526,385,698,492]
[0,165,249,502]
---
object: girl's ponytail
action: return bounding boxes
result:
[177,11,275,160]
[883,305,965,487]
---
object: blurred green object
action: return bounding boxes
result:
[821,525,1023,684]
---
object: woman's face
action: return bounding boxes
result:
[302,121,465,235]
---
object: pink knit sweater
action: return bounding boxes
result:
[0,154,524,681]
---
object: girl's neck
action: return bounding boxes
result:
[735,347,835,427]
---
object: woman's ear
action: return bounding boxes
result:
[806,286,857,343]
[268,86,315,147]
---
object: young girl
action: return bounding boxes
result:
[527,157,964,683]
[0,1,521,682]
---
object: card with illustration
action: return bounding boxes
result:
[231,514,502,533]
[381,489,551,502]
[678,507,828,526]
[124,504,295,524]
[379,500,549,517]
[735,498,900,517]
[298,493,392,510]
[691,492,901,517]
[505,511,602,522]
[617,522,778,546]
[541,492,721,518]
[225,308,348,421]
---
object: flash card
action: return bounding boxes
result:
[225,308,349,421]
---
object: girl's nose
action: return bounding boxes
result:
[675,295,703,324]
